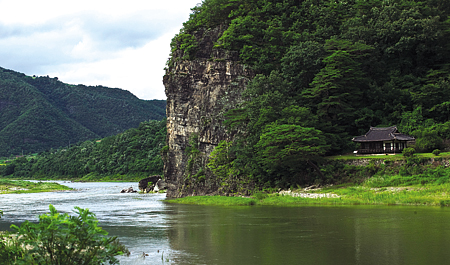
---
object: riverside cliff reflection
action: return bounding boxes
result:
[166,204,450,265]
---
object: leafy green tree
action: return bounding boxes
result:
[226,71,294,133]
[398,106,426,135]
[342,1,447,76]
[255,124,328,176]
[414,128,443,152]
[300,41,372,152]
[208,140,239,181]
[281,41,326,92]
[306,50,361,120]
[303,40,371,129]
[10,205,127,265]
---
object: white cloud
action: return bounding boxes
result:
[0,0,201,99]
[47,30,176,100]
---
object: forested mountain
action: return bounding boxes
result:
[1,119,166,179]
[0,67,166,157]
[167,0,450,191]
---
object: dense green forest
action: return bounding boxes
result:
[0,119,166,180]
[0,67,166,157]
[170,0,450,188]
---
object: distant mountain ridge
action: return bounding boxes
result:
[0,67,166,156]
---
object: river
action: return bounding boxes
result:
[1,181,450,264]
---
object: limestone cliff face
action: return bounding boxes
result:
[163,27,253,197]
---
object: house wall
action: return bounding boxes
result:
[383,141,407,152]
[358,140,408,154]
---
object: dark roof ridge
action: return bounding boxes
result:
[370,125,397,130]
[353,126,414,142]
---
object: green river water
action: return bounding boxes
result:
[1,182,449,264]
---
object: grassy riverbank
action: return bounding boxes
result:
[0,179,71,194]
[166,157,450,207]
[165,183,450,207]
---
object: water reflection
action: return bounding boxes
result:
[1,182,450,264]
[165,204,450,265]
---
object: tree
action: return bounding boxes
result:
[255,124,329,176]
[414,128,443,152]
[303,40,372,131]
[208,140,239,181]
[281,41,326,92]
[10,205,127,265]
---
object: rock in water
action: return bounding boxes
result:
[120,187,137,193]
[138,176,161,191]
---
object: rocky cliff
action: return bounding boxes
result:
[163,27,253,197]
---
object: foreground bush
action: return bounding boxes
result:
[1,205,127,264]
[0,210,24,264]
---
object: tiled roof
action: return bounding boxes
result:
[352,126,415,142]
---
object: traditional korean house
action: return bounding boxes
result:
[352,126,415,154]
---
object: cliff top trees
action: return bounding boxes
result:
[171,0,450,189]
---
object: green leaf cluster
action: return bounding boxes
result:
[1,205,126,264]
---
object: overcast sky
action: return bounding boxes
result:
[0,0,201,100]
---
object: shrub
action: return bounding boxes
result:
[402,147,415,157]
[1,210,25,264]
[432,149,441,156]
[253,192,268,200]
[9,205,127,265]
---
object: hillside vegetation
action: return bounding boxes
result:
[0,67,166,157]
[170,0,450,190]
[0,119,166,181]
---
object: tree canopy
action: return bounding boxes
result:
[0,120,166,180]
[171,0,450,188]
